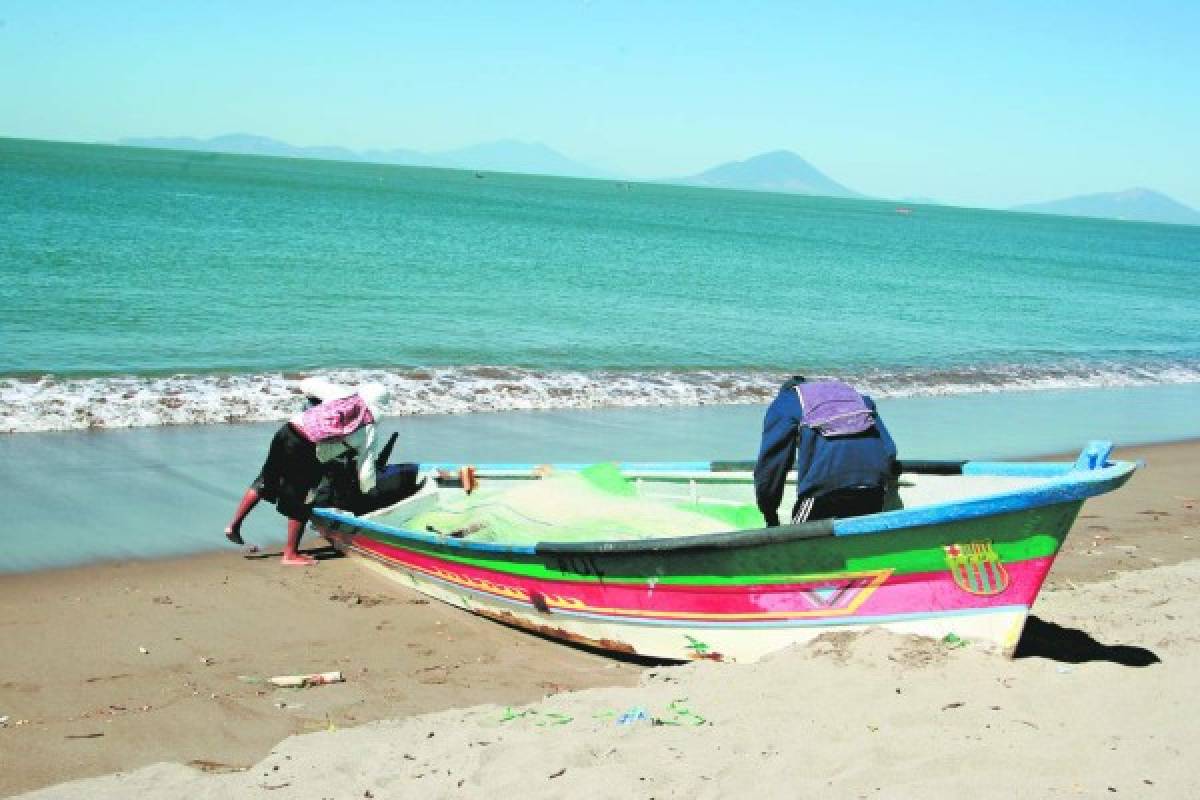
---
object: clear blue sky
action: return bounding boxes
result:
[2,1,1197,208]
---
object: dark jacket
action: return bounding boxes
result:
[754,379,897,526]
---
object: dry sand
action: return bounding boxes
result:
[3,440,1198,798]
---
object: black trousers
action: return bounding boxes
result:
[791,486,885,524]
[250,423,322,521]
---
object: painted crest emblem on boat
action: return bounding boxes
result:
[943,541,1010,596]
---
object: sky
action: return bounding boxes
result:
[1,1,1198,209]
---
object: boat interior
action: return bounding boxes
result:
[357,463,1056,543]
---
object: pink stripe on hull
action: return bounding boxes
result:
[856,557,1055,616]
[338,532,1055,622]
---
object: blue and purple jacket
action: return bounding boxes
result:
[753,378,897,526]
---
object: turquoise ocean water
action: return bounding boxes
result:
[1,137,1199,571]
[2,137,1199,433]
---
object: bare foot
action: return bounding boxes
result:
[281,553,317,566]
[225,527,260,554]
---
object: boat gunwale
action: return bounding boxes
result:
[312,455,1138,557]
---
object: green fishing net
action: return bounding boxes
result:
[395,463,764,545]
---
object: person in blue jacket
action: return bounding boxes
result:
[754,376,897,526]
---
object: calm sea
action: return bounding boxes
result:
[3,137,1199,433]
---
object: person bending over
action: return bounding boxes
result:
[225,378,388,565]
[754,376,896,526]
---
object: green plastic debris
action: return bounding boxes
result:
[536,712,573,727]
[500,706,572,725]
[654,698,708,727]
[499,706,530,723]
[942,633,967,649]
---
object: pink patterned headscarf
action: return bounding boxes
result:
[295,393,375,443]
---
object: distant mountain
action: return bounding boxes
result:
[117,134,614,180]
[119,133,362,163]
[434,140,615,179]
[1012,188,1200,226]
[360,146,434,167]
[677,150,864,198]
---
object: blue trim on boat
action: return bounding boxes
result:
[424,442,1119,480]
[423,461,717,473]
[833,457,1134,536]
[960,462,1071,477]
[1075,440,1115,471]
[314,442,1138,556]
[315,508,538,555]
[446,459,1072,479]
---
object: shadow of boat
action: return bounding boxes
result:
[1014,615,1160,666]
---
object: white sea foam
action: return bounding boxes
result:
[3,361,1200,434]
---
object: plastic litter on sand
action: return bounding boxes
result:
[268,671,344,688]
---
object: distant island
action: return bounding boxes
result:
[675,150,864,198]
[1011,188,1200,226]
[113,135,1197,225]
[117,134,616,180]
[117,136,866,198]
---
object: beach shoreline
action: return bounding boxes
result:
[5,384,1200,575]
[2,439,1198,796]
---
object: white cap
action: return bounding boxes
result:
[298,377,388,418]
[299,377,353,403]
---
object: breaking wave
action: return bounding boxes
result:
[3,360,1200,434]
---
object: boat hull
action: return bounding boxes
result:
[317,499,1083,662]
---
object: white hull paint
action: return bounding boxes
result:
[342,544,1029,662]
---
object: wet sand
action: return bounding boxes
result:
[2,440,1198,797]
[0,550,642,797]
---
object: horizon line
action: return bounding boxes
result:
[4,133,1197,227]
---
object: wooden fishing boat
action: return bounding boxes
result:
[312,441,1137,662]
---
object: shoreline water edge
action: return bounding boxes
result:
[3,383,1200,574]
[5,363,1200,434]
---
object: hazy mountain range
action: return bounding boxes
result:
[1011,188,1200,226]
[116,134,1198,225]
[673,150,865,198]
[118,134,617,180]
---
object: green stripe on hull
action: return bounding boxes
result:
[349,501,1082,586]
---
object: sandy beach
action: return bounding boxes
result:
[7,9,1199,798]
[3,440,1198,798]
